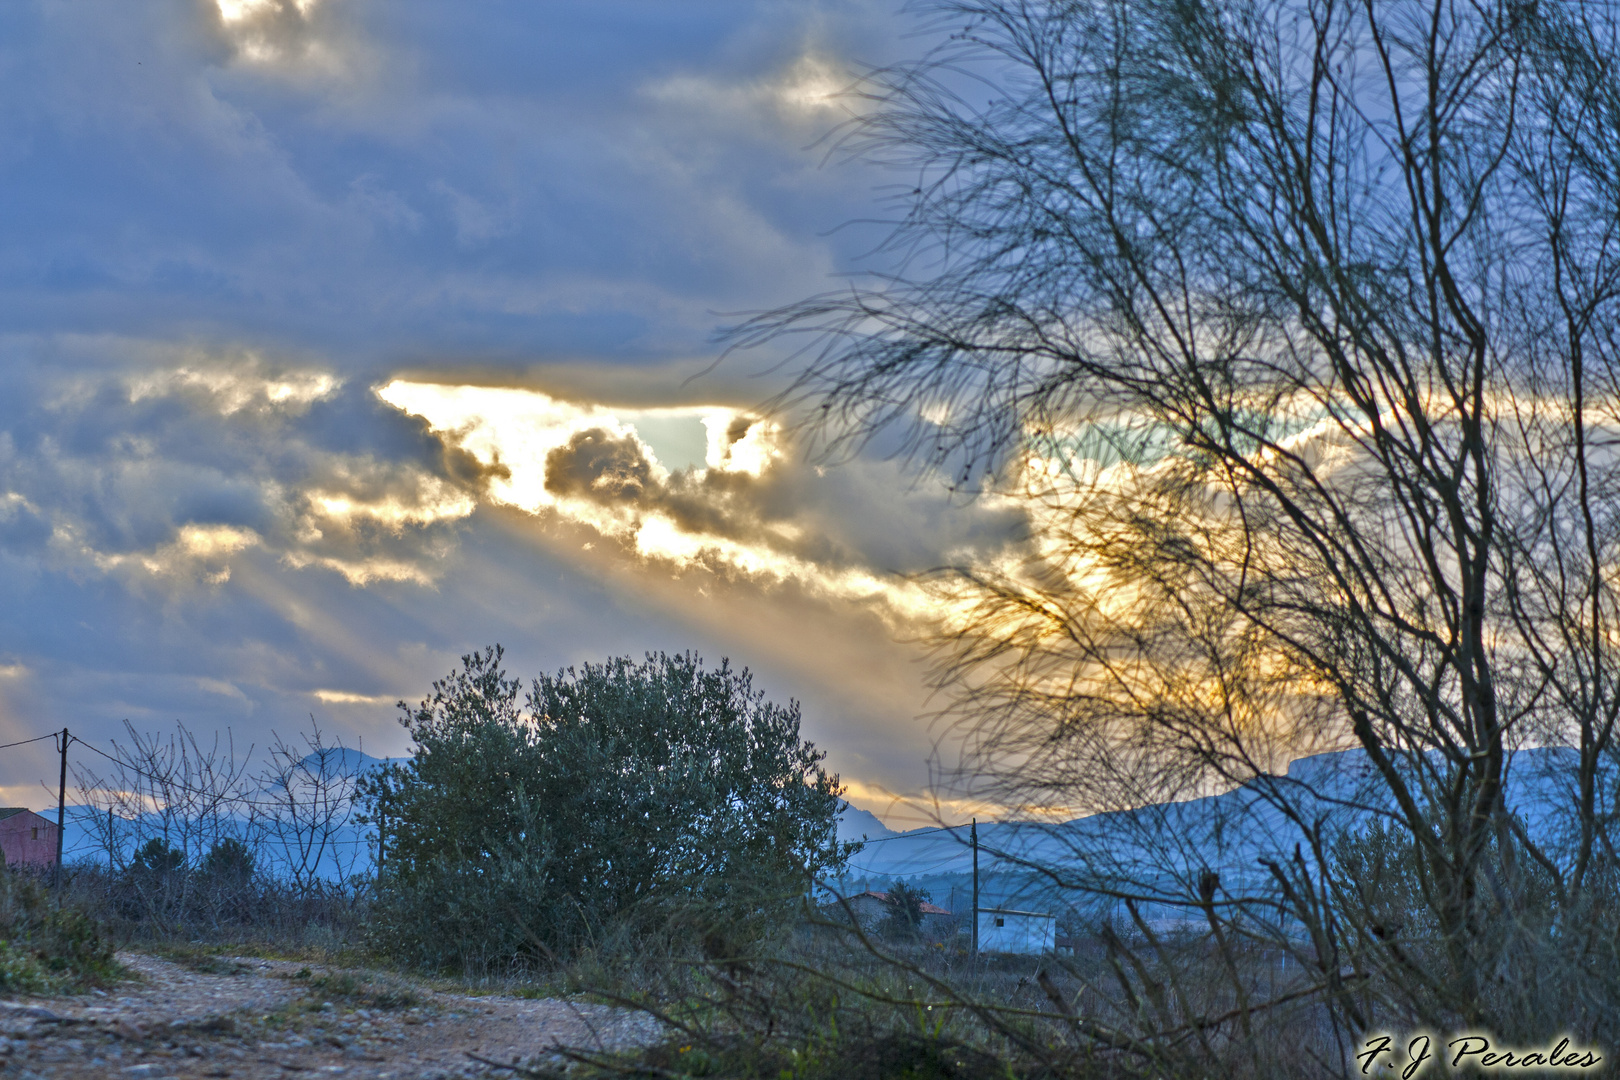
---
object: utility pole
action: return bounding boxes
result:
[971,817,979,955]
[54,727,68,890]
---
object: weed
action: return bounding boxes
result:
[0,868,119,992]
[150,944,253,976]
[288,968,422,1010]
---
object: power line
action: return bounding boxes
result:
[0,732,59,751]
[846,853,967,876]
[851,826,959,844]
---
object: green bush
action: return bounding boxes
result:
[366,646,856,972]
[0,868,118,992]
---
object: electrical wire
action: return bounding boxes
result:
[3,729,378,884]
[0,732,59,751]
[849,825,958,843]
[845,853,968,876]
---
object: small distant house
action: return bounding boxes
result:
[0,809,58,870]
[823,890,954,935]
[976,908,1057,955]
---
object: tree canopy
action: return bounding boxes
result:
[367,647,853,969]
[741,0,1620,1046]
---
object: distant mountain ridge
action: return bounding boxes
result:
[836,745,1598,901]
[836,805,898,844]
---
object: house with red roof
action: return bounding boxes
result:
[823,889,955,937]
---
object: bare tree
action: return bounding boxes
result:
[739,0,1620,1056]
[72,721,261,924]
[71,716,368,940]
[257,721,364,891]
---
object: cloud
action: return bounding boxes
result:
[312,688,396,705]
[429,180,516,249]
[0,1,910,366]
[377,379,1026,631]
[0,342,1025,823]
[545,428,662,504]
[0,2,1004,824]
[645,50,853,129]
[0,339,485,596]
[126,361,340,417]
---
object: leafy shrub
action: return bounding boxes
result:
[366,646,856,971]
[0,868,118,992]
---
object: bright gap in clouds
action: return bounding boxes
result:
[375,380,938,623]
[376,379,779,505]
[217,0,319,21]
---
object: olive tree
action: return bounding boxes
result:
[366,647,854,970]
[737,0,1620,1056]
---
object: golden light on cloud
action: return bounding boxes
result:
[210,0,360,78]
[281,550,437,588]
[644,50,847,127]
[313,689,397,706]
[375,380,957,627]
[141,524,260,585]
[701,413,780,475]
[772,55,846,113]
[217,0,271,21]
[308,484,476,532]
[376,380,633,513]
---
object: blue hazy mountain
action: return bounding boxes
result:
[260,747,396,791]
[60,747,398,880]
[835,745,1595,918]
[837,804,898,844]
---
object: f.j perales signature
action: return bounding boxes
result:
[1357,1033,1603,1077]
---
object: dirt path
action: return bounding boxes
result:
[0,952,660,1079]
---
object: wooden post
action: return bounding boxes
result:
[971,817,979,955]
[54,728,68,890]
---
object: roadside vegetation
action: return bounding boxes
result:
[0,866,117,993]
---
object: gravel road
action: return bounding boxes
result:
[0,952,659,1079]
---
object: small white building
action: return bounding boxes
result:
[976,908,1056,955]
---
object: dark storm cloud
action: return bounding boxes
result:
[545,429,658,504]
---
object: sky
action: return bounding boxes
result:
[0,0,1031,823]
